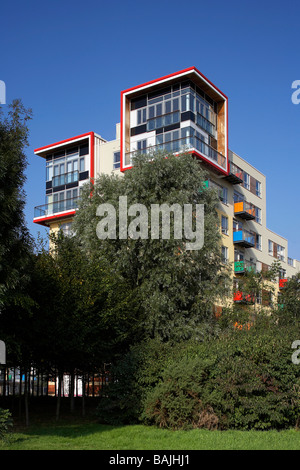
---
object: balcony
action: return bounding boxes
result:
[225,161,243,184]
[34,197,79,219]
[233,291,255,304]
[233,229,255,248]
[234,201,256,220]
[234,260,256,274]
[279,278,288,289]
[126,136,226,170]
[52,170,79,188]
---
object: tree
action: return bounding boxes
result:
[74,151,230,342]
[28,231,140,419]
[0,100,33,306]
[276,271,300,326]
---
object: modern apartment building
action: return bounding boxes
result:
[33,66,299,305]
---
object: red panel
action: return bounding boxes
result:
[279,279,288,289]
[34,132,93,154]
[33,210,76,226]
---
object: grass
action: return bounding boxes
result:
[0,398,299,450]
[1,419,300,450]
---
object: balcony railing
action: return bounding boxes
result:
[126,136,226,169]
[34,197,79,219]
[225,161,243,184]
[234,260,256,274]
[234,201,256,220]
[233,291,255,303]
[233,229,255,248]
[52,170,79,188]
[279,278,288,289]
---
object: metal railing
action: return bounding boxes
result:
[228,160,243,180]
[234,260,256,273]
[126,136,226,169]
[233,229,255,246]
[34,197,79,218]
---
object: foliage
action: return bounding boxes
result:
[0,100,33,306]
[74,151,230,341]
[276,272,300,326]
[0,408,13,440]
[99,319,300,431]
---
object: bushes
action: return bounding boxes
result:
[98,323,300,431]
[143,327,300,431]
[142,356,219,430]
[0,408,12,440]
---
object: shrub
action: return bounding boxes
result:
[142,325,300,431]
[0,408,12,440]
[142,355,218,430]
[97,323,300,431]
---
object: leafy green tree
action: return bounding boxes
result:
[74,151,230,341]
[0,100,33,306]
[27,231,140,418]
[277,272,300,326]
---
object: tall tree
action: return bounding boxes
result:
[0,100,33,306]
[74,151,230,342]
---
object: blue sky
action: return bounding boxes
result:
[1,0,299,259]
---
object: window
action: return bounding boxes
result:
[277,245,285,262]
[208,180,228,204]
[80,158,85,172]
[137,108,147,125]
[221,246,228,263]
[244,172,250,190]
[256,234,262,251]
[137,140,147,154]
[288,257,294,267]
[255,207,261,224]
[113,151,120,170]
[279,268,286,279]
[221,215,228,235]
[221,187,228,205]
[233,191,244,203]
[256,180,261,197]
[60,222,74,237]
[268,240,273,255]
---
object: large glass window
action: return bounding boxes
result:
[45,141,88,187]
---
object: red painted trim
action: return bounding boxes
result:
[33,210,76,226]
[34,132,93,154]
[121,66,228,100]
[120,90,124,172]
[90,132,95,181]
[121,150,227,176]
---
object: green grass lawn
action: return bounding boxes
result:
[1,419,299,450]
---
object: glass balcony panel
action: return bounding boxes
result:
[34,196,79,218]
[126,136,226,170]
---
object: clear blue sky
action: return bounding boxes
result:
[1,0,299,259]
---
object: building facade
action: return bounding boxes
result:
[33,66,300,305]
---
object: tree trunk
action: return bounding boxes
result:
[82,374,86,417]
[56,373,62,421]
[24,369,29,427]
[70,371,75,413]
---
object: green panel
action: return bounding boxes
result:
[234,261,244,272]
